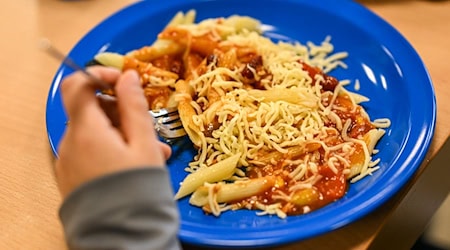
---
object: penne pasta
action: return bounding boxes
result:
[347,91,370,104]
[363,128,386,154]
[174,153,241,199]
[177,100,203,147]
[94,52,124,69]
[123,57,179,84]
[291,188,320,207]
[127,40,184,62]
[189,176,276,206]
[165,9,196,28]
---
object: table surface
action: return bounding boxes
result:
[0,0,449,249]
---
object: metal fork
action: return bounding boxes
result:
[149,107,187,139]
[40,38,187,140]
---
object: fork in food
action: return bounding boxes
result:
[149,107,187,140]
[39,38,186,141]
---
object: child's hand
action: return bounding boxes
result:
[55,66,171,198]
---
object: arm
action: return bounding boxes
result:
[60,168,180,250]
[54,67,180,250]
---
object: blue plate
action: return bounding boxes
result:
[46,0,436,248]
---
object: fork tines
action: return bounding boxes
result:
[149,107,187,139]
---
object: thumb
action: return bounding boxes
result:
[115,70,158,147]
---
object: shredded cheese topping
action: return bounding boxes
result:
[102,11,390,218]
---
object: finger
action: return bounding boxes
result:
[115,70,157,145]
[60,67,121,124]
[158,141,172,160]
[60,73,101,125]
[97,94,120,127]
[85,66,122,85]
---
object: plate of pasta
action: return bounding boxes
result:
[46,0,436,248]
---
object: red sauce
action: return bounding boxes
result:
[300,61,339,92]
[144,87,171,110]
[333,94,375,138]
[151,55,184,77]
[315,166,347,202]
[226,91,372,216]
[241,148,348,215]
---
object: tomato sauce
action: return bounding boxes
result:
[333,94,375,138]
[300,61,339,92]
[230,84,371,215]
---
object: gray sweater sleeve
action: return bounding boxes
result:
[59,167,181,250]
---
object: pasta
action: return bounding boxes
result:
[95,10,390,218]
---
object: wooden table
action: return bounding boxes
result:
[0,0,448,249]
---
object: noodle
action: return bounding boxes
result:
[97,10,390,218]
